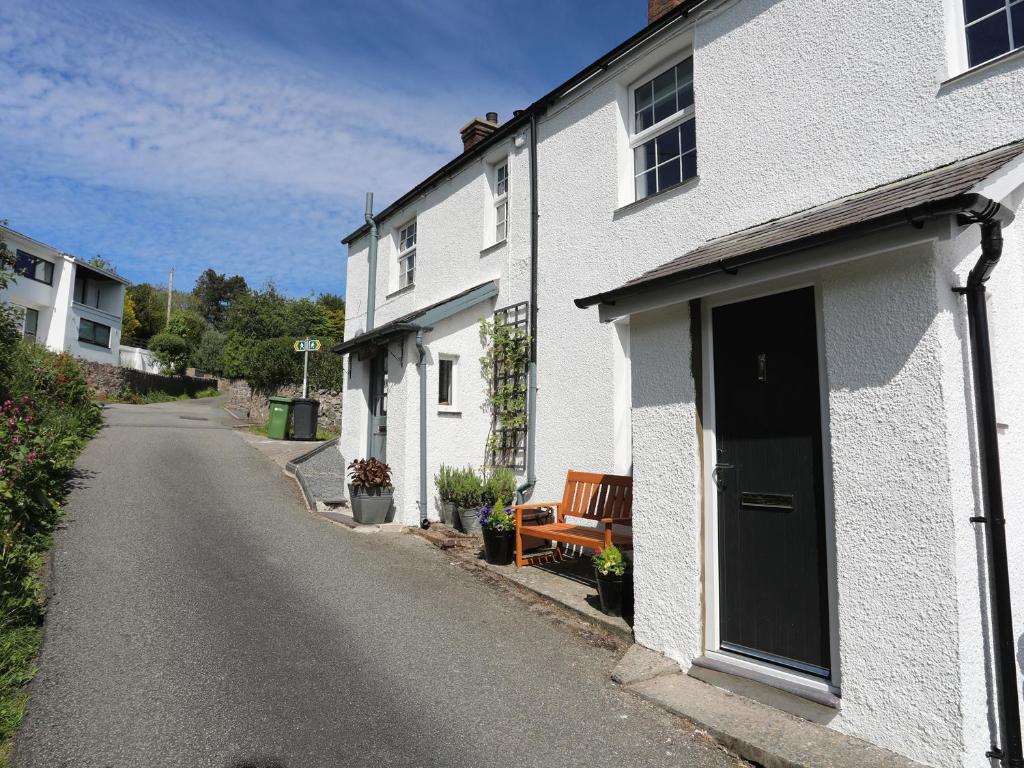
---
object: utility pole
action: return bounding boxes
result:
[166,268,174,326]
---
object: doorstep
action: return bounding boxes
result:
[613,645,926,768]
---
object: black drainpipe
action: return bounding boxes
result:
[956,216,1024,768]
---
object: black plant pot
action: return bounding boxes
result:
[594,569,630,617]
[482,527,515,565]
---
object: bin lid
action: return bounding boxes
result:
[268,396,293,404]
[292,398,319,406]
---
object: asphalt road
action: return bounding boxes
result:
[12,397,739,768]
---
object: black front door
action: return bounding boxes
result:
[711,287,831,677]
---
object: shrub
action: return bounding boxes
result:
[434,464,457,502]
[481,467,516,507]
[450,466,483,510]
[149,332,191,376]
[166,309,206,349]
[347,458,392,489]
[192,329,226,376]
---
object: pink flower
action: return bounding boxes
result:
[7,419,14,426]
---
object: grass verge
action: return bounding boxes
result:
[246,422,339,441]
[101,387,220,405]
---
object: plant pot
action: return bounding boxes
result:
[594,569,630,617]
[457,506,481,535]
[482,527,515,565]
[440,500,456,527]
[348,485,395,525]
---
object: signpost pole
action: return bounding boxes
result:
[302,341,309,399]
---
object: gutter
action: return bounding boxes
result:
[340,0,710,246]
[364,192,379,457]
[954,213,1024,768]
[516,111,542,503]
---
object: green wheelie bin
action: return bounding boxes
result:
[267,396,293,439]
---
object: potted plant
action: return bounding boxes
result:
[478,497,516,565]
[453,468,484,533]
[347,458,394,525]
[593,544,630,617]
[434,464,457,526]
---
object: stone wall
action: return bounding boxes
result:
[220,378,342,434]
[80,360,218,398]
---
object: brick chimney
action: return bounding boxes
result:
[460,112,499,152]
[649,0,686,23]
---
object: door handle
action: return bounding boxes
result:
[712,464,734,491]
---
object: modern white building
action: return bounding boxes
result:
[1,226,128,364]
[338,1,1024,765]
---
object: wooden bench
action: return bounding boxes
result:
[513,470,632,568]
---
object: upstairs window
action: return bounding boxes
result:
[495,163,509,243]
[398,220,416,289]
[964,0,1024,67]
[631,56,697,201]
[14,250,54,285]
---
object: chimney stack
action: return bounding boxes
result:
[460,112,499,152]
[648,0,687,23]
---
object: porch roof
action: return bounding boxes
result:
[575,139,1024,311]
[332,279,499,356]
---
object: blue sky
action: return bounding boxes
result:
[0,0,644,297]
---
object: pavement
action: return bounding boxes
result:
[11,395,743,768]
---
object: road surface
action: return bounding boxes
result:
[12,397,739,768]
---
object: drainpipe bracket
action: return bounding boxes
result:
[952,286,969,295]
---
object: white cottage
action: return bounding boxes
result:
[1,226,128,365]
[338,1,1024,765]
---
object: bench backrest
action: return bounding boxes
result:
[559,471,632,525]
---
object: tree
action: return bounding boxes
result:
[166,309,205,350]
[192,269,248,327]
[87,255,117,272]
[193,329,226,376]
[149,333,191,376]
[121,293,142,339]
[316,293,345,338]
[125,284,167,341]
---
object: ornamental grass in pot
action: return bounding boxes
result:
[478,497,516,565]
[434,464,457,527]
[593,544,631,617]
[347,458,394,525]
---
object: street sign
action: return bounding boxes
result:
[293,339,322,397]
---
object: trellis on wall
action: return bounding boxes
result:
[481,301,529,471]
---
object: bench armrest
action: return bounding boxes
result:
[513,502,560,511]
[599,517,633,526]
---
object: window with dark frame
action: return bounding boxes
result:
[964,0,1024,67]
[14,250,54,286]
[79,318,111,348]
[632,57,697,201]
[438,358,453,406]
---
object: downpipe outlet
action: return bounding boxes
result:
[955,218,1023,768]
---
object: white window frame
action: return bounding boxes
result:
[628,56,697,203]
[948,0,1024,75]
[437,354,459,412]
[397,220,416,290]
[494,162,509,244]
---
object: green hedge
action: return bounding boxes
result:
[0,342,102,759]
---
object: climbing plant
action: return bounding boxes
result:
[479,303,530,470]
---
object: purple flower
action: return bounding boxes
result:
[477,506,492,527]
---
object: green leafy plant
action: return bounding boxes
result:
[347,458,393,490]
[434,464,457,502]
[478,496,516,533]
[149,332,192,376]
[481,466,515,507]
[449,466,483,509]
[479,317,529,467]
[593,544,627,577]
